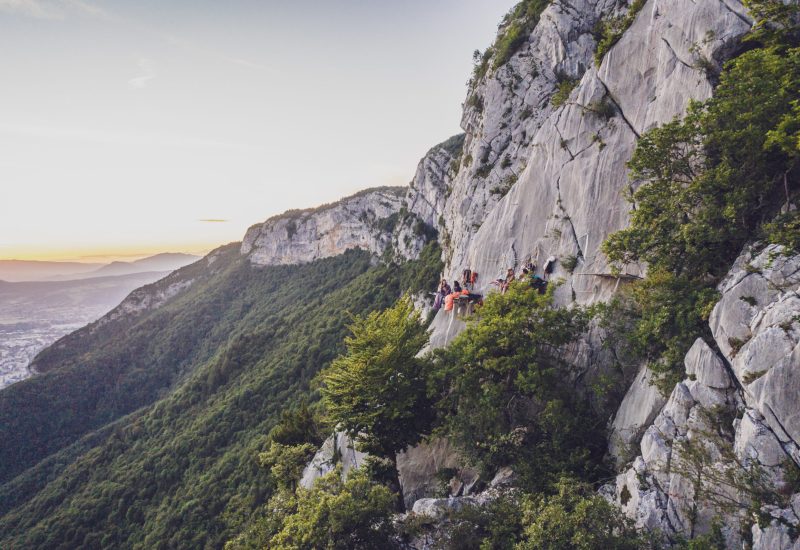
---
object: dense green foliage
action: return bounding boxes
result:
[0,248,241,485]
[516,478,644,550]
[0,245,443,549]
[471,0,550,83]
[320,296,432,508]
[232,282,632,547]
[602,33,800,390]
[551,78,578,108]
[321,296,431,459]
[744,0,800,46]
[402,478,647,550]
[408,493,527,549]
[266,470,396,550]
[593,0,646,66]
[429,283,609,491]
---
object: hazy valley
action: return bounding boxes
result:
[0,254,198,389]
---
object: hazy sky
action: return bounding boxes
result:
[0,0,516,262]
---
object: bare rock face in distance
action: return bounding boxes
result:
[241,188,407,267]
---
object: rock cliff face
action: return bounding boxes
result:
[435,0,750,310]
[241,187,407,266]
[237,0,751,311]
[610,246,800,547]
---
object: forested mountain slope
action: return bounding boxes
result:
[0,243,441,548]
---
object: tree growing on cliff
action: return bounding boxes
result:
[320,295,432,509]
[602,43,800,392]
[429,283,605,491]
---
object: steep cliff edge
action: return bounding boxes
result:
[241,187,406,266]
[611,245,800,547]
[431,0,751,309]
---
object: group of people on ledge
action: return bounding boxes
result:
[492,258,552,295]
[433,268,482,312]
[433,257,555,313]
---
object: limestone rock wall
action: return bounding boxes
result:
[442,0,750,308]
[610,246,800,548]
[241,188,406,266]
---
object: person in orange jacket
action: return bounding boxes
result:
[444,292,455,312]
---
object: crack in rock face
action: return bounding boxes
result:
[611,246,800,549]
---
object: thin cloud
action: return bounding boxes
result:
[0,0,106,19]
[128,58,156,89]
[228,57,267,70]
[199,219,229,223]
[0,0,58,18]
[0,122,251,150]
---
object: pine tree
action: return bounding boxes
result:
[320,295,432,509]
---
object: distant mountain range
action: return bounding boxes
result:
[0,253,199,282]
[0,269,191,390]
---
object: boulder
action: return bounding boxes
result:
[613,247,800,547]
[609,364,667,468]
[397,438,464,510]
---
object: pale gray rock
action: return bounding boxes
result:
[609,364,668,468]
[614,248,800,547]
[298,432,367,490]
[685,338,731,389]
[397,438,463,510]
[242,188,405,266]
[735,409,788,481]
[441,0,629,291]
[440,0,749,303]
[711,245,800,461]
[614,337,743,542]
[488,466,516,488]
[411,496,478,520]
[423,0,751,349]
[426,307,467,350]
[753,522,800,550]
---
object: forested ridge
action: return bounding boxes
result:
[0,245,442,548]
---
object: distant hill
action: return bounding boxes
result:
[53,253,200,280]
[0,253,200,282]
[0,270,174,390]
[0,244,442,548]
[0,260,103,282]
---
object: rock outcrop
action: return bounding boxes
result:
[610,245,800,548]
[439,0,751,311]
[397,438,465,510]
[241,187,406,266]
[298,432,367,490]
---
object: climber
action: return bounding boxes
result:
[543,256,556,280]
[530,273,548,295]
[524,260,536,274]
[433,279,451,310]
[444,290,456,312]
[501,267,515,294]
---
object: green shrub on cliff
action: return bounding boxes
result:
[603,42,800,391]
[429,283,607,491]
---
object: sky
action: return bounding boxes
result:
[0,0,517,262]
